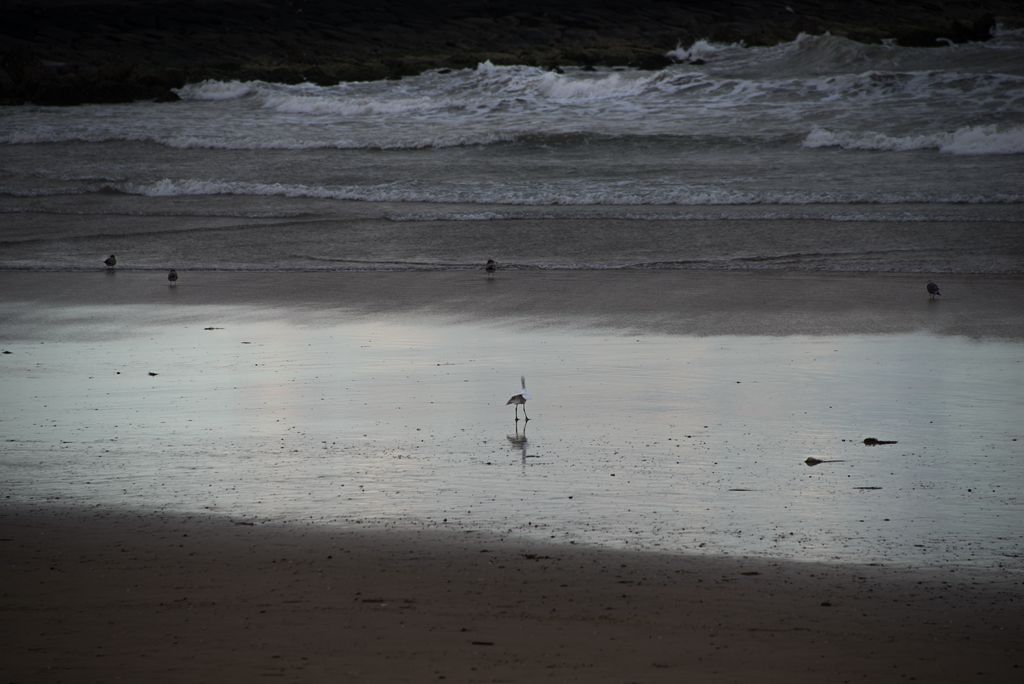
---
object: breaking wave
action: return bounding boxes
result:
[665,38,746,63]
[804,124,1024,155]
[5,30,1021,153]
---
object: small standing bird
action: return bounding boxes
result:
[926,281,941,299]
[167,269,178,286]
[506,375,531,421]
[485,259,497,278]
[104,254,117,269]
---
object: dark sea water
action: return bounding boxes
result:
[1,32,1023,273]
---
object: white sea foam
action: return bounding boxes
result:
[665,38,745,62]
[260,91,442,116]
[535,70,652,102]
[174,80,262,101]
[119,178,348,200]
[941,125,1024,155]
[90,177,1020,206]
[804,124,1024,155]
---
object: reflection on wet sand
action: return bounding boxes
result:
[507,420,530,462]
[1,285,1022,569]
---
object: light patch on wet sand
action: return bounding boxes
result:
[2,296,1021,571]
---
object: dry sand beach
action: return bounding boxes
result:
[2,271,1023,682]
[2,507,1021,683]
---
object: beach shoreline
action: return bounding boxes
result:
[3,270,1023,339]
[2,504,1022,683]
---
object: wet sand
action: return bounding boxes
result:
[3,270,1023,338]
[2,270,1023,681]
[2,505,1022,683]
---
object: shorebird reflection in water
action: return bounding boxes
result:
[485,259,497,278]
[167,269,178,286]
[506,375,530,421]
[927,281,941,299]
[508,421,529,461]
[104,254,117,269]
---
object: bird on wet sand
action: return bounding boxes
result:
[927,281,941,299]
[485,259,497,278]
[506,375,531,421]
[168,269,178,286]
[104,254,117,269]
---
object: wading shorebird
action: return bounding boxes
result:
[167,269,178,286]
[506,375,530,421]
[485,259,497,278]
[926,281,941,299]
[104,254,117,269]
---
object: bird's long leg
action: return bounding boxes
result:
[514,404,519,421]
[523,407,529,421]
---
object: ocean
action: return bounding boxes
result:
[1,31,1023,273]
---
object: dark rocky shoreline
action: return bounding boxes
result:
[3,0,1021,105]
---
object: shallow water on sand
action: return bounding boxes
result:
[2,302,1021,571]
